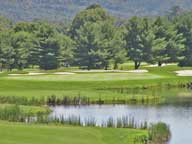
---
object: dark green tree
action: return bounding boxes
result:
[70,4,113,38]
[153,17,185,66]
[75,22,104,70]
[0,31,15,71]
[124,16,146,69]
[12,31,36,69]
[56,34,75,67]
[34,21,59,70]
[175,12,192,66]
[152,17,170,66]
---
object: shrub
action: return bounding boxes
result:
[148,122,171,144]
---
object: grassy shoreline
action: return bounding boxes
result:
[0,65,190,144]
[0,65,191,105]
[0,121,147,144]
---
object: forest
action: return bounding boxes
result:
[0,4,192,71]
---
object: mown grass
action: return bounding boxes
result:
[0,65,190,144]
[0,122,147,144]
[0,65,191,102]
[6,73,163,81]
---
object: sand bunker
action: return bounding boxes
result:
[8,72,45,76]
[53,72,75,75]
[28,72,45,75]
[8,74,25,76]
[146,63,177,67]
[175,70,192,76]
[75,70,148,73]
[124,70,148,73]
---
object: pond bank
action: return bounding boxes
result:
[49,104,192,144]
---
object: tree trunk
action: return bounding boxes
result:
[158,61,162,67]
[18,64,23,70]
[114,62,118,70]
[87,65,91,71]
[134,61,141,70]
[104,62,109,70]
[87,57,91,71]
[0,63,2,72]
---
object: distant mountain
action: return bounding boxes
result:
[0,0,192,22]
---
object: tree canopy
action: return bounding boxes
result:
[0,5,191,70]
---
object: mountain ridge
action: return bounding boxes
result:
[0,0,192,22]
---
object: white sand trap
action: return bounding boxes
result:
[125,70,148,73]
[75,69,148,73]
[146,63,177,67]
[28,72,45,75]
[53,72,75,75]
[175,70,192,76]
[8,74,26,76]
[9,72,45,76]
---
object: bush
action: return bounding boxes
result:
[148,122,171,144]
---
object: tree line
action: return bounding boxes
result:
[0,4,191,71]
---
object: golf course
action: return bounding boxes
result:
[0,64,191,144]
[1,2,192,144]
[0,65,191,102]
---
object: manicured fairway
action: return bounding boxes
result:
[0,122,146,144]
[6,73,163,81]
[0,65,191,101]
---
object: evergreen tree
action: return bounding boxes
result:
[124,16,146,69]
[0,31,15,71]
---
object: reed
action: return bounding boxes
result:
[0,96,45,106]
[148,122,171,144]
[0,105,26,122]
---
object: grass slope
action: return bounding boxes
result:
[0,122,146,144]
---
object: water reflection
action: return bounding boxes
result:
[50,104,192,144]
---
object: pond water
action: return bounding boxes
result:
[49,104,192,144]
[49,88,192,144]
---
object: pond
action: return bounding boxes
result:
[49,103,192,144]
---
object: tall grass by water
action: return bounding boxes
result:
[0,94,162,106]
[0,105,148,129]
[34,115,148,130]
[0,104,50,122]
[148,122,171,144]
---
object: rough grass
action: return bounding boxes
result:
[0,122,147,144]
[0,104,50,115]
